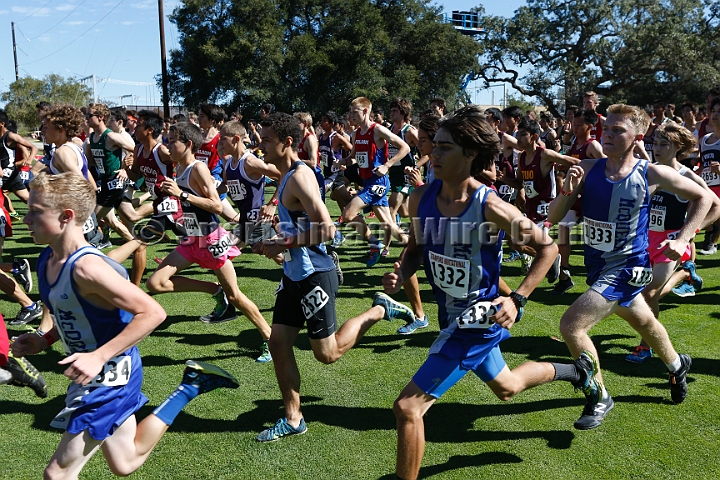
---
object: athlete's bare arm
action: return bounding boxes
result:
[7,132,38,164]
[161,161,222,214]
[547,158,599,224]
[106,131,136,152]
[374,124,410,173]
[586,140,605,159]
[245,154,281,181]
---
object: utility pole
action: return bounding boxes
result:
[11,22,19,80]
[158,0,170,118]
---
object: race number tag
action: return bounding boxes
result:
[226,180,246,201]
[85,355,131,388]
[82,215,95,234]
[370,184,387,197]
[649,207,666,232]
[331,161,343,173]
[300,286,329,319]
[536,201,550,217]
[157,197,179,214]
[246,209,260,223]
[701,169,720,186]
[428,251,470,298]
[456,302,499,329]
[356,151,369,169]
[627,266,653,287]
[2,167,13,178]
[182,212,201,236]
[498,184,513,195]
[523,180,539,198]
[207,233,232,258]
[583,217,616,252]
[107,178,125,190]
[95,159,106,175]
[19,170,30,181]
[320,152,329,167]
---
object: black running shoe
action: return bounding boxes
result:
[5,354,48,398]
[669,354,692,404]
[546,253,561,283]
[550,277,574,296]
[12,258,32,293]
[10,303,43,326]
[200,302,238,324]
[181,360,239,394]
[574,389,614,430]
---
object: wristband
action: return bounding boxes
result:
[271,198,279,206]
[42,331,57,347]
[416,181,425,187]
[560,186,572,196]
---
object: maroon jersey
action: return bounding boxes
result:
[569,138,594,160]
[137,143,182,221]
[298,132,320,166]
[519,146,555,223]
[590,113,603,140]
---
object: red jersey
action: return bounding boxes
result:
[354,123,388,180]
[519,146,555,223]
[137,143,182,220]
[590,113,603,140]
[195,133,221,171]
[298,132,320,167]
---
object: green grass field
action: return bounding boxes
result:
[1,194,719,480]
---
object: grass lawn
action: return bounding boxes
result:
[1,191,719,479]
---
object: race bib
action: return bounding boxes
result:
[2,167,13,178]
[95,159,106,175]
[320,152,329,167]
[331,161,343,173]
[536,201,550,217]
[227,180,246,201]
[19,170,30,181]
[456,302,499,329]
[428,251,470,298]
[370,184,387,197]
[356,151,369,169]
[701,169,720,186]
[246,208,260,223]
[107,178,125,190]
[523,180,539,198]
[499,184,513,195]
[207,233,232,259]
[157,197,179,214]
[583,217,616,252]
[213,179,222,189]
[649,207,666,232]
[182,212,201,236]
[85,355,131,388]
[627,266,653,287]
[300,286,329,319]
[82,215,95,234]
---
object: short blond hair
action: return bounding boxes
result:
[220,120,247,138]
[29,172,96,226]
[293,112,313,127]
[606,104,651,136]
[350,97,372,111]
[583,91,599,101]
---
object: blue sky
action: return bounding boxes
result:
[1,0,527,110]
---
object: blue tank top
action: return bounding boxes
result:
[582,158,650,280]
[176,160,219,236]
[224,151,265,224]
[37,246,135,356]
[277,161,335,281]
[318,131,342,178]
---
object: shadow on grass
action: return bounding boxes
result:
[377,452,523,480]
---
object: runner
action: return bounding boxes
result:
[1,319,47,397]
[383,106,601,480]
[548,104,713,429]
[11,171,238,479]
[698,97,720,255]
[145,122,273,362]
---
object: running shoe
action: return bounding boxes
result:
[330,250,343,285]
[200,303,238,324]
[698,244,717,255]
[372,292,415,323]
[10,303,43,326]
[331,229,345,248]
[334,216,344,227]
[12,258,32,293]
[368,211,376,219]
[572,350,613,430]
[256,340,272,363]
[671,280,695,297]
[668,354,692,404]
[97,241,113,250]
[381,247,390,257]
[397,315,429,335]
[574,388,614,430]
[520,254,533,274]
[256,417,307,442]
[5,353,48,398]
[366,243,384,267]
[8,211,20,219]
[546,253,561,283]
[504,251,521,263]
[572,350,601,399]
[181,360,239,394]
[625,345,653,363]
[681,260,703,291]
[550,277,574,296]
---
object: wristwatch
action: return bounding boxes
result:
[180,191,189,201]
[509,291,527,308]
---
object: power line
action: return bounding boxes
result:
[25,0,91,42]
[14,0,53,24]
[19,0,124,67]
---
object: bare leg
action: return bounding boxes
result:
[309,306,386,364]
[214,260,271,339]
[394,381,436,480]
[267,324,303,426]
[146,250,217,295]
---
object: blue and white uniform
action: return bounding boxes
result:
[224,151,265,224]
[582,158,653,306]
[38,246,147,440]
[412,180,509,398]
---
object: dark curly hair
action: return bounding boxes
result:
[260,113,301,151]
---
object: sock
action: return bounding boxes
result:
[552,363,582,385]
[152,384,199,426]
[22,302,36,312]
[0,367,12,385]
[665,355,682,372]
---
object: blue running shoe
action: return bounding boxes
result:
[504,251,520,262]
[373,292,415,323]
[331,229,345,248]
[672,280,695,297]
[366,243,384,267]
[181,360,240,394]
[681,260,703,290]
[397,315,429,335]
[625,345,653,363]
[256,417,307,442]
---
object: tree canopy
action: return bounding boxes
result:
[0,74,92,130]
[475,0,720,116]
[166,0,481,117]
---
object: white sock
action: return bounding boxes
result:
[665,355,682,372]
[0,368,12,385]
